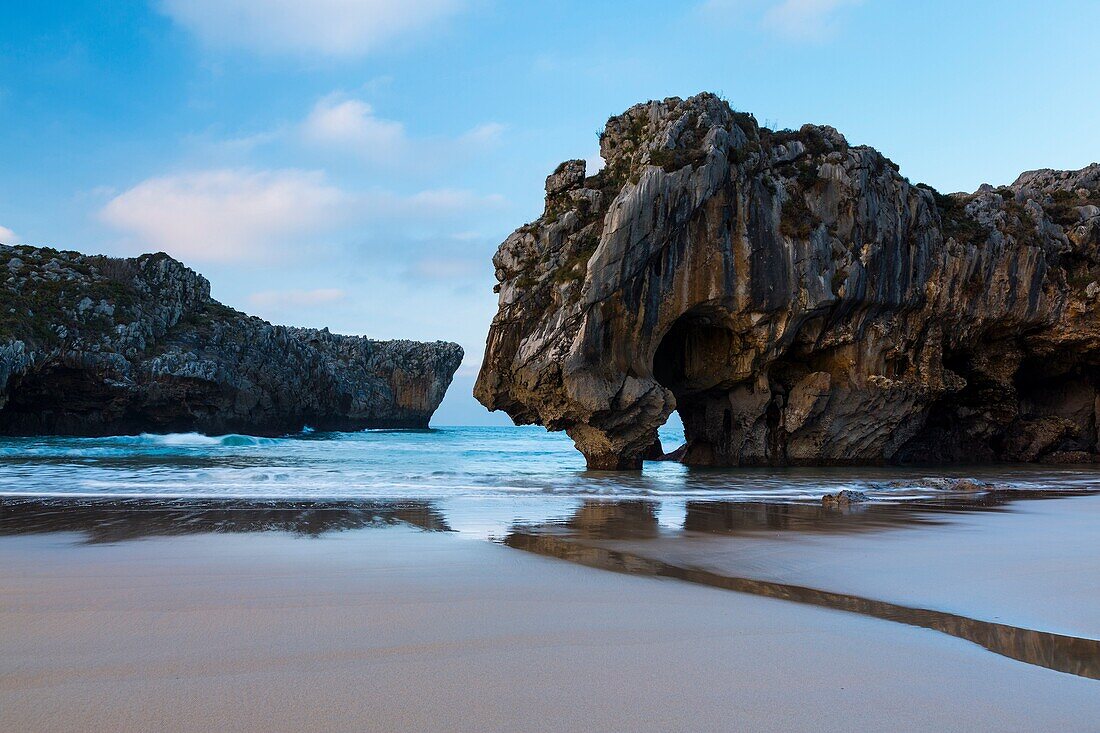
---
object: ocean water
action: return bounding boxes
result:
[1,424,1098,503]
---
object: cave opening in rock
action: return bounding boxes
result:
[896,341,1100,464]
[0,365,237,437]
[651,307,744,465]
[1004,354,1099,462]
[0,366,124,436]
[894,346,1005,463]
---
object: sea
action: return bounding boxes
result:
[1,424,1099,539]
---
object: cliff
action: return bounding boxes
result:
[475,93,1100,469]
[0,245,463,435]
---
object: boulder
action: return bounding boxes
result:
[821,490,869,507]
[475,92,1100,468]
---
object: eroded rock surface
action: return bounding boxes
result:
[0,245,462,435]
[475,93,1100,469]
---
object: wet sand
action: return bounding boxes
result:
[513,492,1100,639]
[2,507,1099,732]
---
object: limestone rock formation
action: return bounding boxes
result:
[475,93,1100,469]
[0,245,462,435]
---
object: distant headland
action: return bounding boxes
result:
[0,245,462,435]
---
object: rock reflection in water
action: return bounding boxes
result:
[505,531,1100,680]
[565,500,660,538]
[680,489,1098,535]
[505,492,1100,681]
[520,489,1097,541]
[0,497,451,542]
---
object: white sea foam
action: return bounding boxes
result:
[126,432,277,448]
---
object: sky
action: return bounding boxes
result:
[1,0,1097,424]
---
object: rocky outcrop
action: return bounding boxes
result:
[475,92,1100,469]
[0,245,462,435]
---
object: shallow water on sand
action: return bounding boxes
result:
[1,425,1098,504]
[2,424,1099,541]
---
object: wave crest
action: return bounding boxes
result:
[131,433,276,448]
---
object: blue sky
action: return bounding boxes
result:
[1,0,1097,424]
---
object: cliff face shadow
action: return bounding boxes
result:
[0,497,452,543]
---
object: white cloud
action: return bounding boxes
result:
[302,95,408,162]
[763,0,861,40]
[301,93,504,169]
[99,169,347,262]
[98,167,505,263]
[407,256,481,280]
[351,188,507,239]
[395,188,505,213]
[460,122,505,146]
[0,225,17,243]
[158,0,465,56]
[586,150,606,174]
[697,0,747,18]
[248,288,347,308]
[698,0,860,41]
[453,358,483,378]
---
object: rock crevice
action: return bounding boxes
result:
[475,92,1100,468]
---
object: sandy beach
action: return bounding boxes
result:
[2,494,1099,732]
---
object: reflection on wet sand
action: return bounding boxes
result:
[3,489,1089,544]
[505,497,1100,681]
[5,491,1099,681]
[0,497,451,542]
[533,489,1099,540]
[562,500,662,539]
